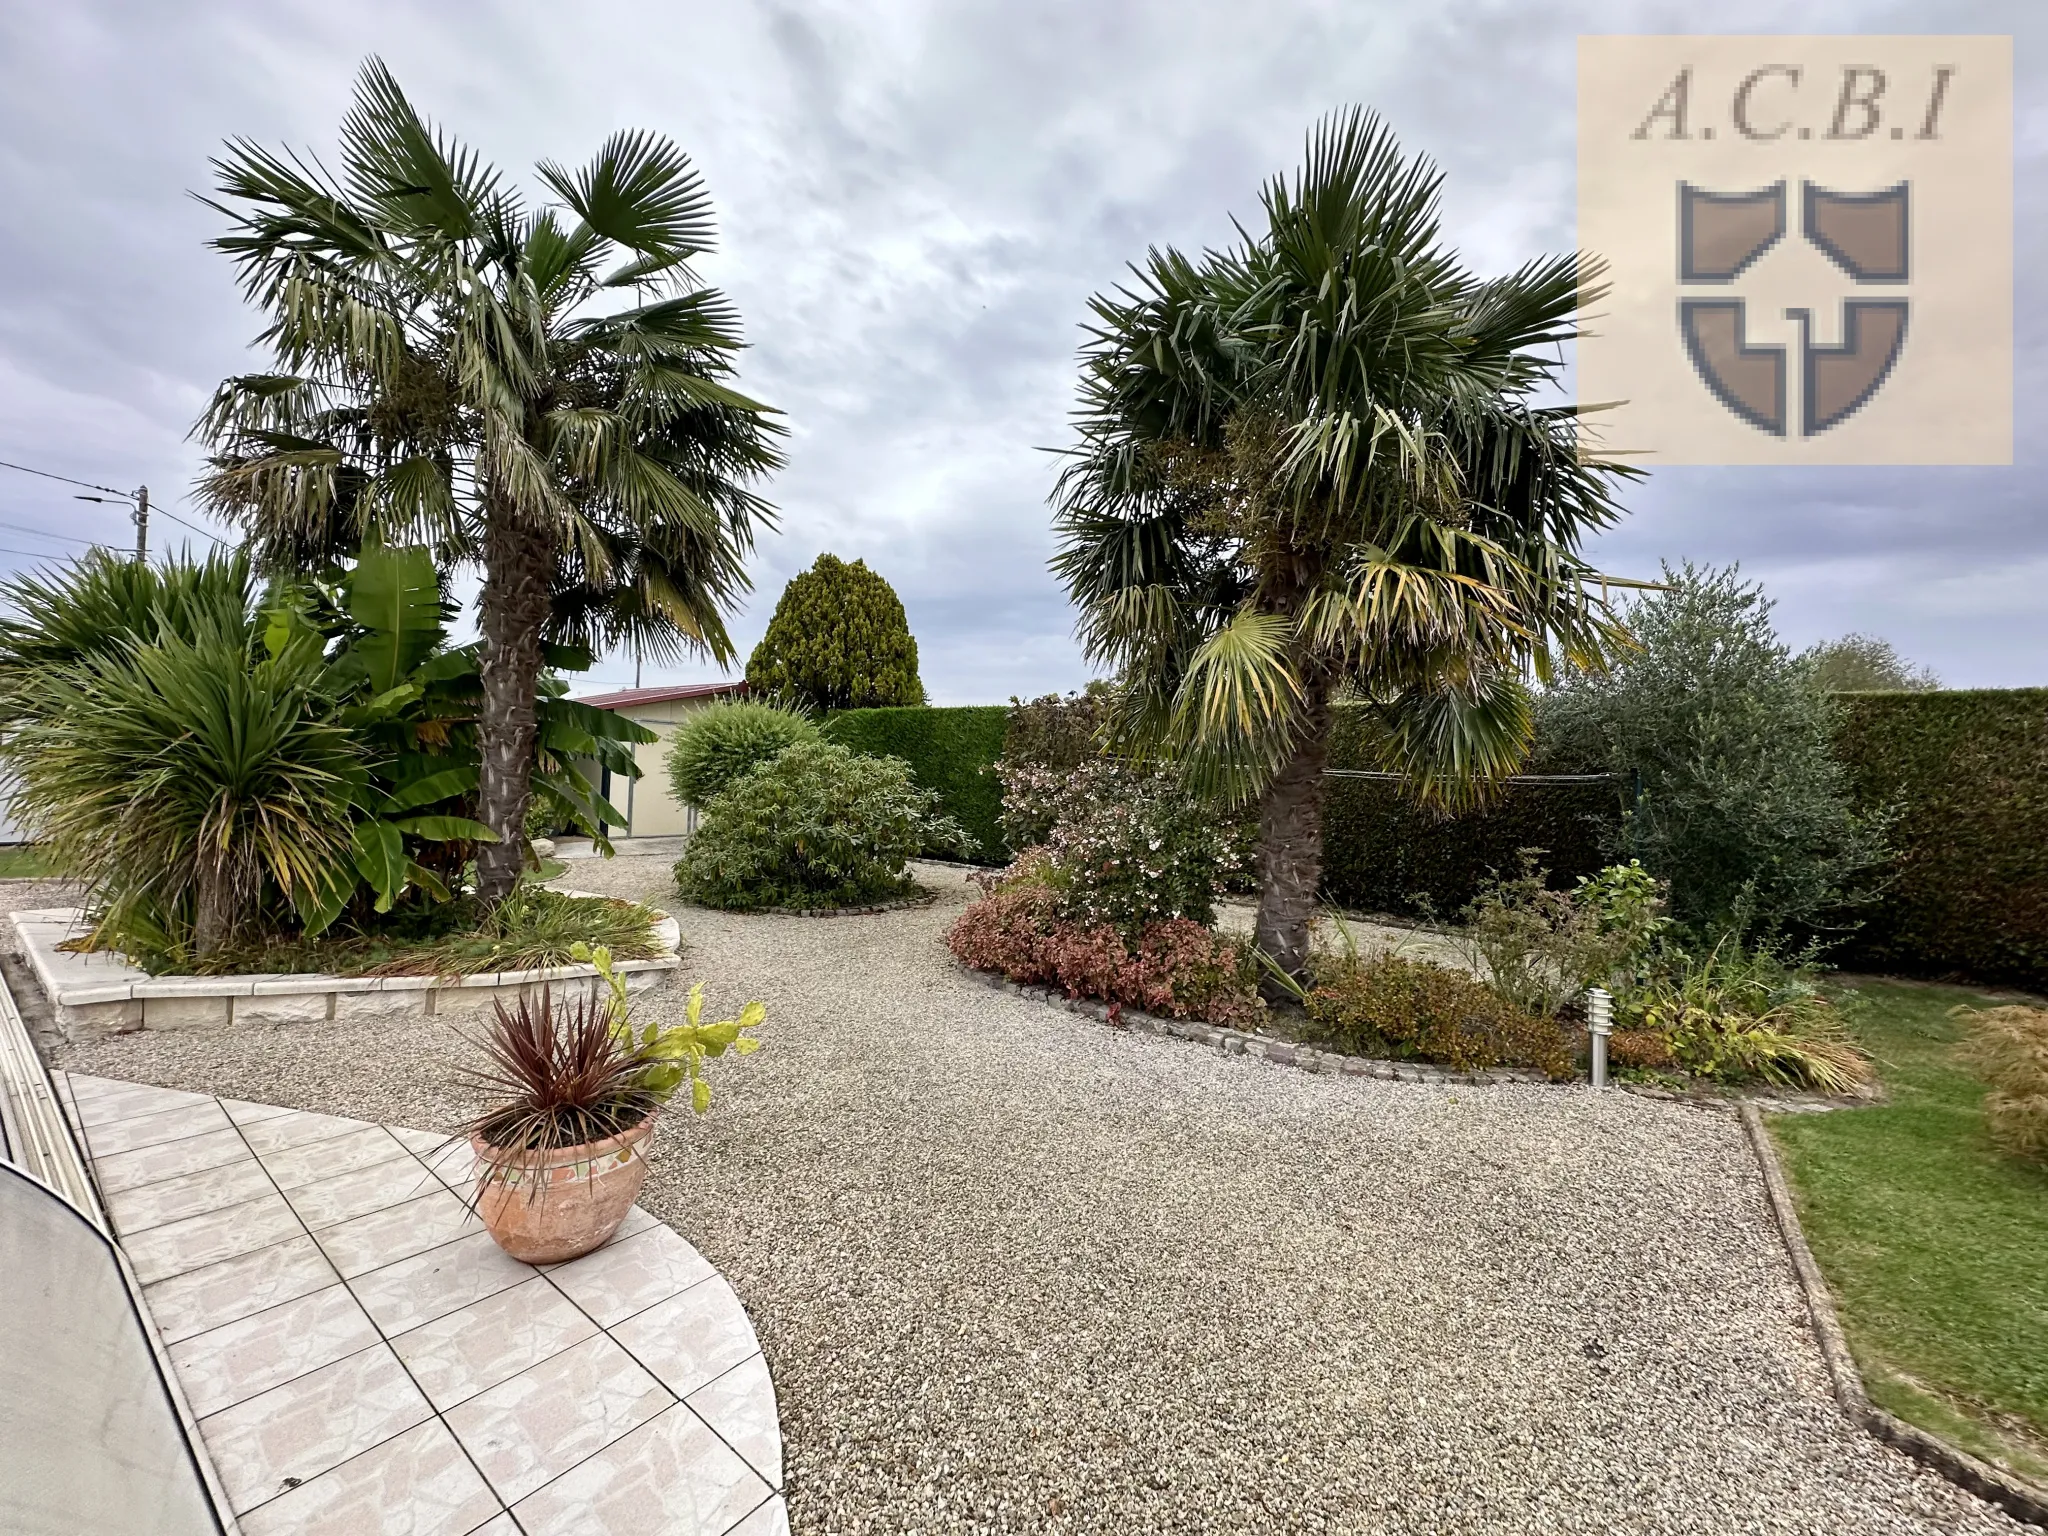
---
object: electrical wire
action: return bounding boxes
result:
[0,519,99,547]
[151,506,230,545]
[0,544,110,561]
[0,459,132,499]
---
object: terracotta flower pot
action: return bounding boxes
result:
[471,1116,654,1264]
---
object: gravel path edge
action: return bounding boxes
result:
[1741,1102,2048,1528]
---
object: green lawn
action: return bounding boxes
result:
[0,844,57,878]
[1768,978,2048,1484]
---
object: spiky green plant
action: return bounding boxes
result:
[1050,108,1637,986]
[1,611,361,959]
[665,698,819,807]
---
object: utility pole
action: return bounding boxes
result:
[133,486,149,563]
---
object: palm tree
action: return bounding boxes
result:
[1051,110,1636,986]
[195,60,784,901]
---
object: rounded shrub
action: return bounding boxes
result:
[673,739,966,911]
[666,700,819,808]
[744,553,924,712]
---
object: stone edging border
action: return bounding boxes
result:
[1740,1103,2048,1528]
[957,963,1552,1085]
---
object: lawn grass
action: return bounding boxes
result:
[0,844,58,878]
[1768,977,2048,1484]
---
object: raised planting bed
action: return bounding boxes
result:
[10,900,682,1042]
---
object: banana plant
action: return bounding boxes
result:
[268,545,655,931]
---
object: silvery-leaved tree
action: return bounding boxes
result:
[1051,109,1639,989]
[195,59,784,903]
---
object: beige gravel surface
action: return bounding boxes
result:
[31,862,2023,1535]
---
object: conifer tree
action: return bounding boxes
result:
[745,554,924,711]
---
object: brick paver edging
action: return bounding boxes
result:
[1740,1103,2048,1528]
[957,963,1553,1086]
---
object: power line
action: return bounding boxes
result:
[0,519,98,547]
[0,459,132,499]
[151,506,230,545]
[0,543,111,562]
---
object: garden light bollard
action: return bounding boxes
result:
[1585,986,1613,1089]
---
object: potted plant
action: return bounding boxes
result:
[460,945,763,1263]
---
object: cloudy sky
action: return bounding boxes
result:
[0,0,2038,700]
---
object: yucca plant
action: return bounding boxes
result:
[0,547,254,730]
[1,612,361,960]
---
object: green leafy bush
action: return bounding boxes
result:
[1832,689,2048,988]
[673,739,967,910]
[1304,948,1576,1078]
[666,699,819,808]
[1538,562,1890,940]
[999,759,1240,930]
[1955,1005,2048,1163]
[1806,633,1939,692]
[821,705,1006,860]
[745,553,924,711]
[1459,858,1669,1018]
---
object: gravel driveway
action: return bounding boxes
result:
[40,862,2022,1534]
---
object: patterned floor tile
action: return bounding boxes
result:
[687,1354,782,1489]
[287,1154,450,1230]
[391,1276,599,1412]
[259,1124,411,1191]
[70,1081,212,1126]
[93,1127,252,1194]
[727,1496,792,1536]
[314,1190,485,1279]
[239,1109,378,1157]
[123,1192,305,1284]
[235,1418,503,1536]
[222,1097,297,1126]
[198,1344,433,1514]
[348,1230,535,1335]
[107,1157,275,1235]
[445,1334,674,1504]
[84,1099,233,1157]
[546,1224,715,1328]
[169,1282,381,1416]
[610,1277,761,1400]
[142,1235,342,1344]
[509,1403,768,1536]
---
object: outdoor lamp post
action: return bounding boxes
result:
[1585,987,1613,1089]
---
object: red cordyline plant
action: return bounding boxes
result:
[459,944,764,1176]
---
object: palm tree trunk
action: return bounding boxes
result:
[475,512,553,905]
[1253,682,1333,994]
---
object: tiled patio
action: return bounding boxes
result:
[59,1072,786,1536]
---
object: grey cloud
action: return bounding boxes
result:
[0,0,2039,700]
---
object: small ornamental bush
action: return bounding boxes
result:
[666,699,819,808]
[674,739,966,911]
[1304,950,1577,1078]
[745,554,924,712]
[946,861,1265,1028]
[1460,858,1669,1018]
[998,759,1240,930]
[1955,1004,2048,1163]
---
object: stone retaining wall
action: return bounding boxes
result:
[10,906,682,1042]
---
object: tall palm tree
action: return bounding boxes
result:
[196,60,784,901]
[1052,109,1637,986]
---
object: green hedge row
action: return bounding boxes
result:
[1831,689,2048,988]
[820,705,1009,862]
[1320,704,1622,918]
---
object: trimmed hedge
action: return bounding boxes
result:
[821,705,1009,862]
[1831,689,2048,988]
[1320,705,1620,918]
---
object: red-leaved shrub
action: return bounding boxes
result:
[948,873,1264,1029]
